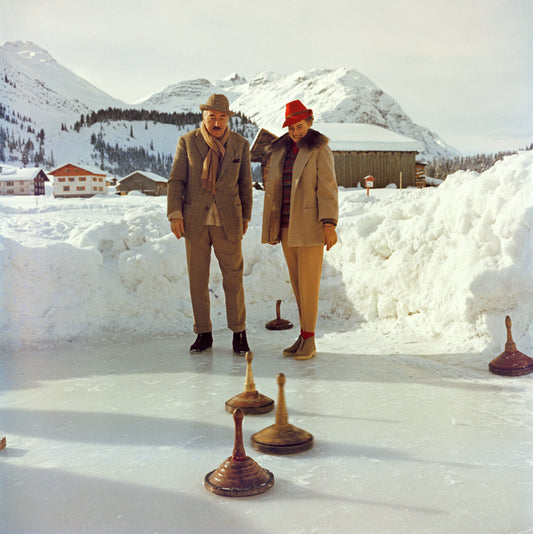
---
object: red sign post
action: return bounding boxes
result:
[364,175,374,196]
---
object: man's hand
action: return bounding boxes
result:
[171,218,184,240]
[323,224,337,251]
[243,220,249,235]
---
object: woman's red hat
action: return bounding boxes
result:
[283,100,313,127]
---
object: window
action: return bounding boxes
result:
[58,177,66,182]
[63,186,70,192]
[76,186,85,191]
[6,181,14,186]
[79,177,86,181]
[69,177,75,182]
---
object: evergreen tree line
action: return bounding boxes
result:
[90,132,173,177]
[80,109,259,176]
[426,145,532,179]
[73,107,256,133]
[0,125,55,167]
[0,103,36,128]
[0,103,53,167]
[3,73,17,89]
[0,103,257,174]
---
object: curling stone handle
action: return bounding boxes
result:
[505,315,517,352]
[244,352,256,393]
[232,408,247,461]
[275,373,289,426]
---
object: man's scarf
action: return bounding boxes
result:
[200,122,229,194]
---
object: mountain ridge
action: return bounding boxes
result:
[0,41,459,171]
[1,41,129,130]
[138,66,459,159]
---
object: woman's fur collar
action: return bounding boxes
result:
[266,129,329,153]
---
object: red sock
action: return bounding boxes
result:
[301,330,314,340]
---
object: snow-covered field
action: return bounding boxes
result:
[1,151,532,533]
[1,151,532,354]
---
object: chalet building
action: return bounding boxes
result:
[251,123,425,189]
[48,164,108,198]
[117,170,168,196]
[0,166,49,196]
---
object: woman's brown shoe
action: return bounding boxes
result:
[294,336,316,360]
[283,335,303,357]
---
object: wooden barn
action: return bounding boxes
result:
[0,166,49,195]
[117,171,168,196]
[251,123,425,188]
[49,164,108,198]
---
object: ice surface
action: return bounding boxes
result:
[1,331,532,534]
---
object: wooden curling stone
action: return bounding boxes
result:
[204,408,274,497]
[0,436,6,452]
[251,373,313,455]
[225,351,274,415]
[265,300,293,330]
[489,316,533,376]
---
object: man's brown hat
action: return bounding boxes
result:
[199,94,235,116]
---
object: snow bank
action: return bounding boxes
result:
[1,151,531,353]
[324,152,533,352]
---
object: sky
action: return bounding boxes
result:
[1,0,531,154]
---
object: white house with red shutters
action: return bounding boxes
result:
[48,164,108,198]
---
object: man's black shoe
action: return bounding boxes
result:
[190,332,213,353]
[232,330,250,355]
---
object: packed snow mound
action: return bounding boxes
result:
[0,152,531,353]
[325,151,533,351]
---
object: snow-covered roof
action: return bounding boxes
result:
[263,123,424,152]
[0,167,49,182]
[120,170,168,183]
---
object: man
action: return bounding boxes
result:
[167,94,253,355]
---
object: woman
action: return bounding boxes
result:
[262,100,338,360]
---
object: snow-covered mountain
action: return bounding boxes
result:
[139,68,459,160]
[0,41,184,171]
[0,41,458,171]
[0,41,128,130]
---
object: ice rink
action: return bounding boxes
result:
[1,326,532,534]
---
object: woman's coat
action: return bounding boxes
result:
[261,129,338,247]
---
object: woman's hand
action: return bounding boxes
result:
[323,224,337,251]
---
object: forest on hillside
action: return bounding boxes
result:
[71,107,256,138]
[82,108,258,177]
[425,146,532,179]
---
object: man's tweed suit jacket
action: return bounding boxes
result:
[167,128,253,241]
